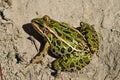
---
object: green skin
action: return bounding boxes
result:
[31,15,99,72]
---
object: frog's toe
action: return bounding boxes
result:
[51,70,61,78]
[47,62,52,69]
[25,62,32,68]
[80,22,84,27]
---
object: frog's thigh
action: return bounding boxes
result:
[53,55,91,71]
[30,41,50,64]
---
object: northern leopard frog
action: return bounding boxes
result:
[28,15,99,72]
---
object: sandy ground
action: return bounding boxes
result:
[0,0,120,80]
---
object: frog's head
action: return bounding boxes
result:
[31,15,51,35]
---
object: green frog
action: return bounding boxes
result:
[28,15,99,72]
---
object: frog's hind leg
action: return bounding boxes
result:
[25,41,50,67]
[76,22,99,53]
[52,54,91,72]
[51,54,91,80]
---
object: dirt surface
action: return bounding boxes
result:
[0,0,120,80]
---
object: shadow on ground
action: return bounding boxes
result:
[22,23,46,56]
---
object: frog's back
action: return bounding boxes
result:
[45,19,91,57]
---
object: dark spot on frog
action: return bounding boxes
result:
[55,28,62,36]
[85,36,89,40]
[53,41,56,46]
[92,35,96,38]
[68,47,72,52]
[70,68,75,71]
[61,48,65,53]
[79,59,83,63]
[63,30,71,34]
[57,46,60,51]
[82,31,88,35]
[64,59,68,63]
[56,40,61,46]
[52,48,55,52]
[66,36,72,42]
[66,54,71,58]
[91,38,96,42]
[77,66,81,70]
[81,64,85,68]
[70,62,75,67]
[84,51,89,55]
[76,62,79,65]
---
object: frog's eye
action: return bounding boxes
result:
[43,15,51,21]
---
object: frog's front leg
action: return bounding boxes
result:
[76,22,99,53]
[25,41,50,67]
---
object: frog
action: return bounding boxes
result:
[27,15,99,72]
